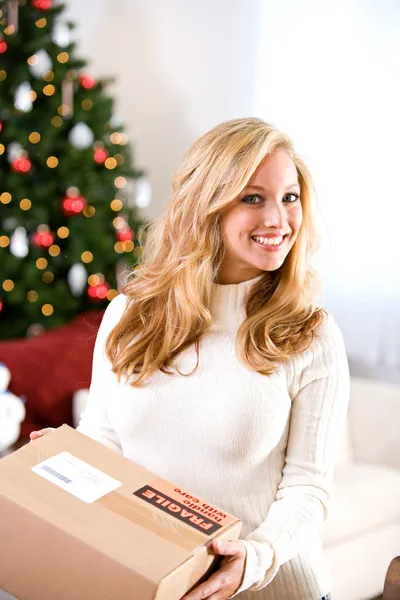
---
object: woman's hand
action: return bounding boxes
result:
[29,427,56,441]
[182,539,247,600]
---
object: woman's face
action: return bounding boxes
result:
[218,148,303,284]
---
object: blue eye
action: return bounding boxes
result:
[283,193,300,203]
[241,193,300,205]
[242,194,263,205]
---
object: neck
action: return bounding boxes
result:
[216,269,265,285]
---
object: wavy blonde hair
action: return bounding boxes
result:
[106,117,325,386]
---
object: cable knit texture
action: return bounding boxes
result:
[77,274,350,599]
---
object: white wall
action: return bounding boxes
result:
[64,0,263,220]
[254,0,400,370]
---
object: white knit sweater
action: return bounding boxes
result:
[77,274,350,600]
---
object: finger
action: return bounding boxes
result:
[182,560,240,600]
[212,539,246,558]
[29,428,54,440]
[181,578,221,600]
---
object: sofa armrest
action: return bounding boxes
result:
[383,556,400,600]
[349,377,400,470]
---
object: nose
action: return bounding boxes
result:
[262,200,286,229]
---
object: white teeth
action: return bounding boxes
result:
[252,235,284,246]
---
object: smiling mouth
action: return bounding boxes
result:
[251,234,288,248]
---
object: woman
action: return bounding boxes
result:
[31,117,349,600]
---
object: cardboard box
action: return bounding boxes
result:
[0,425,242,600]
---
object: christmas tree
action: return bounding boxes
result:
[0,0,147,340]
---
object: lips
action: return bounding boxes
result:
[251,234,288,252]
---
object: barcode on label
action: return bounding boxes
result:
[40,464,72,484]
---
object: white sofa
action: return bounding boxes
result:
[73,378,400,600]
[322,376,400,600]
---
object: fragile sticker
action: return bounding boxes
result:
[133,478,237,534]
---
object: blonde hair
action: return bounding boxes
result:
[106,117,325,386]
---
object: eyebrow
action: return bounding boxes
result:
[245,183,300,192]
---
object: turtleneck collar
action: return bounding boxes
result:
[210,273,264,333]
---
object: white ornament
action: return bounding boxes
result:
[10,227,29,258]
[68,122,95,150]
[0,363,26,454]
[28,49,52,78]
[135,177,152,208]
[7,142,24,163]
[52,21,71,47]
[67,263,87,296]
[109,115,123,128]
[14,82,33,112]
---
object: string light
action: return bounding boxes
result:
[43,84,55,96]
[43,271,54,283]
[27,55,38,66]
[110,199,123,211]
[27,291,39,302]
[65,69,77,80]
[57,52,69,63]
[114,153,124,165]
[114,242,125,254]
[1,192,12,204]
[83,206,96,218]
[105,157,117,170]
[30,91,37,101]
[51,116,63,127]
[57,226,69,238]
[43,71,54,81]
[123,240,134,252]
[2,280,14,292]
[113,216,125,230]
[57,104,70,116]
[66,186,78,197]
[42,304,54,316]
[88,274,101,286]
[20,198,32,210]
[0,236,10,248]
[4,25,15,35]
[81,251,93,263]
[114,176,126,189]
[36,258,48,270]
[109,133,122,144]
[46,156,58,168]
[81,99,93,110]
[0,144,5,155]
[49,244,60,257]
[29,132,41,143]
[0,40,8,54]
[107,289,118,301]
[35,18,47,28]
[0,70,6,81]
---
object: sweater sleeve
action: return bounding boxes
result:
[76,294,127,454]
[229,314,350,597]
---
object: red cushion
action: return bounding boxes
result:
[0,310,104,438]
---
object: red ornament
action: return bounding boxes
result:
[87,282,110,301]
[11,157,32,173]
[32,0,52,9]
[116,228,134,242]
[94,148,108,164]
[79,75,96,90]
[0,41,7,54]
[62,194,87,216]
[32,229,54,248]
